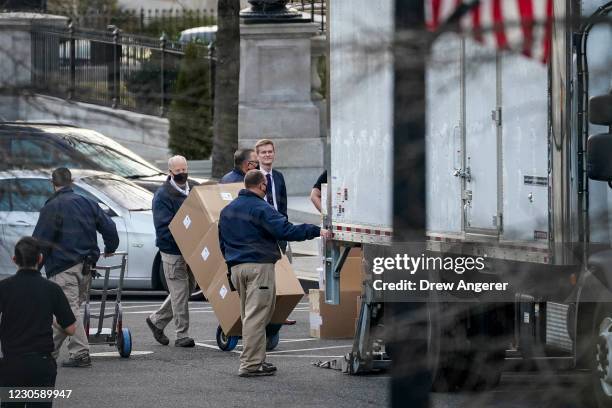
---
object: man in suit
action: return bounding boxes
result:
[255,139,288,219]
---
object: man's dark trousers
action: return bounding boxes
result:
[0,353,56,407]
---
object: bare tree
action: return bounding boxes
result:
[211,0,240,179]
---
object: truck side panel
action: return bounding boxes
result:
[500,53,549,242]
[329,1,394,233]
[426,33,462,234]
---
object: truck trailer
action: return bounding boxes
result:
[324,0,612,405]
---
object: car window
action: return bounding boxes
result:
[10,139,82,169]
[64,138,161,179]
[0,180,10,211]
[72,184,102,204]
[81,175,152,211]
[11,179,54,212]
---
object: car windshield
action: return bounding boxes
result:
[66,138,162,178]
[82,175,152,211]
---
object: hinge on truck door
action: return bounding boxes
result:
[491,107,502,127]
[492,214,503,231]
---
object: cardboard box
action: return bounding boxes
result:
[186,222,225,293]
[309,289,361,339]
[206,267,242,336]
[205,256,305,336]
[341,249,364,292]
[270,256,305,324]
[169,183,242,257]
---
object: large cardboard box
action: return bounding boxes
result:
[186,222,225,293]
[271,256,305,324]
[309,289,361,339]
[205,256,305,336]
[169,183,242,257]
[206,267,242,336]
[341,248,364,292]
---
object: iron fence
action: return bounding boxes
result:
[30,23,212,117]
[288,0,326,32]
[58,8,217,39]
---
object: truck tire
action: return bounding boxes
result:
[588,304,612,408]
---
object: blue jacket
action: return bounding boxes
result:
[153,178,198,255]
[220,168,245,184]
[33,187,119,278]
[219,190,320,266]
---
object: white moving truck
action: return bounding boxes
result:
[325,0,612,404]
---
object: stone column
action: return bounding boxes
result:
[0,13,68,89]
[238,22,323,195]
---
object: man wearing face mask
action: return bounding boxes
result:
[146,155,198,348]
[219,170,332,377]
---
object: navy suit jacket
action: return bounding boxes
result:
[271,169,288,219]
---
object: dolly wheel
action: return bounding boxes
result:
[266,332,280,351]
[216,325,239,351]
[117,328,132,358]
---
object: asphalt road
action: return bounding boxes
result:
[49,295,592,408]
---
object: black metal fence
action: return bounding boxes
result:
[288,0,326,32]
[56,8,217,39]
[30,23,212,117]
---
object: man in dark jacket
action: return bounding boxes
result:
[146,155,198,348]
[220,148,258,184]
[219,170,331,377]
[33,167,119,368]
[0,237,76,406]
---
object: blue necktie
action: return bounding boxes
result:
[265,173,274,207]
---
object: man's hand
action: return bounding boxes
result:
[320,229,332,239]
[103,252,115,258]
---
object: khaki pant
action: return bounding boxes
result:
[149,253,196,339]
[230,263,276,373]
[50,263,91,359]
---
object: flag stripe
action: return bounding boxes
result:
[493,0,508,49]
[427,0,552,64]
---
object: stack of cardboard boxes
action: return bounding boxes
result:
[169,183,305,337]
[309,248,364,339]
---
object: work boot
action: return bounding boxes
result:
[175,337,195,347]
[61,354,92,368]
[146,317,170,346]
[262,362,277,372]
[238,366,275,377]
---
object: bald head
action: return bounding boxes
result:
[245,170,267,198]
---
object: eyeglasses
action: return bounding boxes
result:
[248,161,259,167]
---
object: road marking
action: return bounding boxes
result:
[195,342,240,354]
[123,309,214,315]
[90,351,154,357]
[267,355,345,359]
[266,345,352,354]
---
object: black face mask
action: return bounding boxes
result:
[172,172,188,184]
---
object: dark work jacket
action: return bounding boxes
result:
[220,168,245,184]
[152,178,196,255]
[218,189,320,267]
[32,187,119,278]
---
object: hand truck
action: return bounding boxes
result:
[83,252,132,358]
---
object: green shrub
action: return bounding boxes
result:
[168,42,213,159]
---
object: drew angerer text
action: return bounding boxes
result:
[373,279,509,293]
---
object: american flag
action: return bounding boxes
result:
[426,0,554,63]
